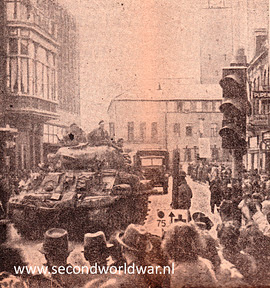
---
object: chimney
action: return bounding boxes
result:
[230,48,247,67]
[254,28,267,56]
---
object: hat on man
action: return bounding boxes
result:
[179,171,186,177]
[83,231,113,256]
[115,224,152,253]
[192,212,214,231]
[99,120,104,125]
[39,228,73,256]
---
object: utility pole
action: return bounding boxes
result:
[219,48,251,179]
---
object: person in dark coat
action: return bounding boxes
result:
[209,170,222,214]
[87,120,111,147]
[84,224,154,288]
[171,171,193,211]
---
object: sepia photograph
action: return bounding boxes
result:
[1,0,270,287]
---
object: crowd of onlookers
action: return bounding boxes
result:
[3,160,270,286]
[2,203,270,287]
[186,161,270,286]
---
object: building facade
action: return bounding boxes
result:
[108,84,228,163]
[246,30,270,173]
[0,0,80,171]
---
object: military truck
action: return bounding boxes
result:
[8,145,154,240]
[134,149,170,194]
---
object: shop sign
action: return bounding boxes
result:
[253,91,270,98]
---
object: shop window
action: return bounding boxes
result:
[261,99,270,115]
[44,124,59,144]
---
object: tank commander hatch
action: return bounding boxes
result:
[87,120,112,147]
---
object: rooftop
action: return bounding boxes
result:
[111,84,222,102]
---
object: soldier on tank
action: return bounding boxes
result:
[63,123,87,146]
[87,120,111,147]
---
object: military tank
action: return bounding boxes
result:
[8,144,155,240]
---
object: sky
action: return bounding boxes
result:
[56,0,207,131]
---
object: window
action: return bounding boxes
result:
[21,58,29,93]
[212,101,216,112]
[185,148,192,162]
[140,122,146,142]
[21,39,28,55]
[202,101,209,112]
[176,101,183,112]
[43,124,61,144]
[141,158,163,167]
[261,100,270,115]
[151,122,158,142]
[183,101,191,112]
[9,57,18,92]
[190,101,197,112]
[211,145,219,160]
[127,122,134,142]
[6,2,16,20]
[9,38,18,54]
[173,123,180,137]
[109,122,115,138]
[211,123,218,137]
[186,126,192,137]
[253,99,259,115]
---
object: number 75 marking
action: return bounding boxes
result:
[157,219,166,227]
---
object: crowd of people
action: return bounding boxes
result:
[2,200,270,287]
[186,161,270,286]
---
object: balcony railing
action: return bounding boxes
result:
[6,94,59,119]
